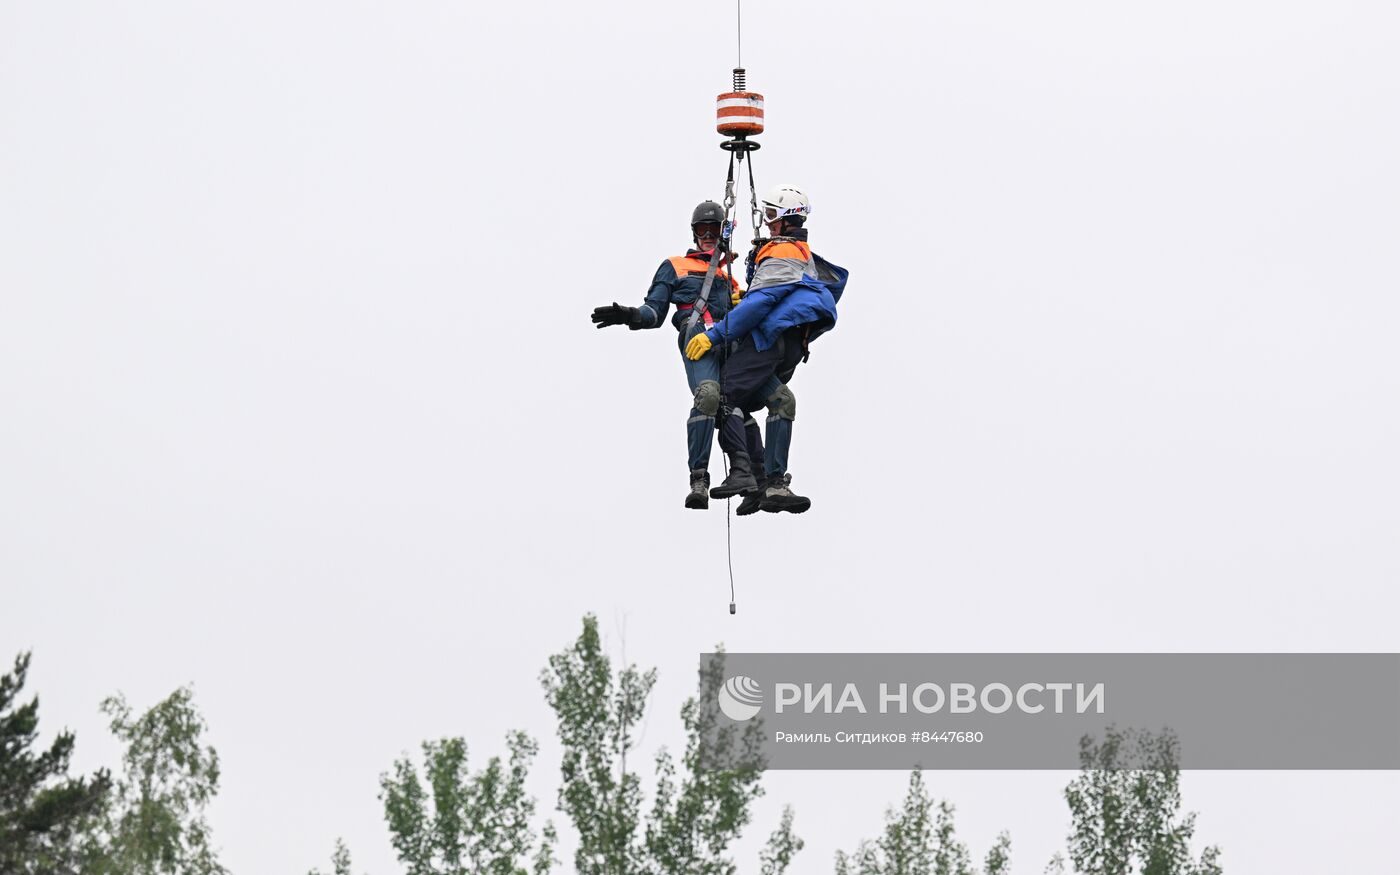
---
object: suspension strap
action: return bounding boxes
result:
[745,150,762,245]
[685,154,739,332]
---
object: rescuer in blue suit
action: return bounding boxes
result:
[591,201,765,509]
[686,185,847,514]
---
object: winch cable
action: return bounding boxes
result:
[737,0,743,68]
[709,0,766,616]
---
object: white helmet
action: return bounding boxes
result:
[760,185,811,224]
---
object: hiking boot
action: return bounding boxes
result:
[685,469,710,510]
[710,452,759,499]
[736,479,767,516]
[760,473,811,514]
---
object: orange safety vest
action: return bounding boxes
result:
[755,239,811,264]
[667,253,738,326]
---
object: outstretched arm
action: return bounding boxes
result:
[590,261,677,331]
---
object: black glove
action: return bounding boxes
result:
[591,302,639,329]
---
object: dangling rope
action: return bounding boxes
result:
[724,455,737,615]
[718,161,745,617]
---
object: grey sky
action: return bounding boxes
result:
[3,1,1397,872]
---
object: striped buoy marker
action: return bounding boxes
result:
[717,68,764,138]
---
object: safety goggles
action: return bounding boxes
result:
[692,222,722,238]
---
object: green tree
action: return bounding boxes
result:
[643,647,768,875]
[1063,729,1221,875]
[983,832,1012,875]
[932,801,974,875]
[834,771,991,875]
[379,731,556,875]
[0,652,111,875]
[759,807,804,875]
[308,838,356,875]
[540,615,653,875]
[84,687,228,875]
[541,615,800,875]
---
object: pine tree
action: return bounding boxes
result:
[0,652,111,875]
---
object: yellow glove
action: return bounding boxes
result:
[730,289,742,306]
[685,333,714,361]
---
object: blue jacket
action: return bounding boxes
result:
[703,234,848,351]
[632,250,739,331]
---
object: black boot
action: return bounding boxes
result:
[710,452,759,499]
[685,469,710,510]
[760,473,811,514]
[736,474,769,516]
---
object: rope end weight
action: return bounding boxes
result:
[729,602,737,615]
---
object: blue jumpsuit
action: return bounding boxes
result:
[632,250,763,471]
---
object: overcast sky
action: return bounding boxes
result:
[3,1,1398,872]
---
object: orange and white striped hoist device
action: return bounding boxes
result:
[716,68,763,151]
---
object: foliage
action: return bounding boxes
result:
[759,807,804,875]
[834,771,980,875]
[1063,729,1221,875]
[540,614,655,875]
[379,731,556,875]
[3,632,1234,875]
[308,838,356,875]
[983,832,1012,875]
[541,614,799,875]
[643,648,767,875]
[85,687,228,875]
[0,652,111,875]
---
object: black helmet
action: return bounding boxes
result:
[691,200,726,226]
